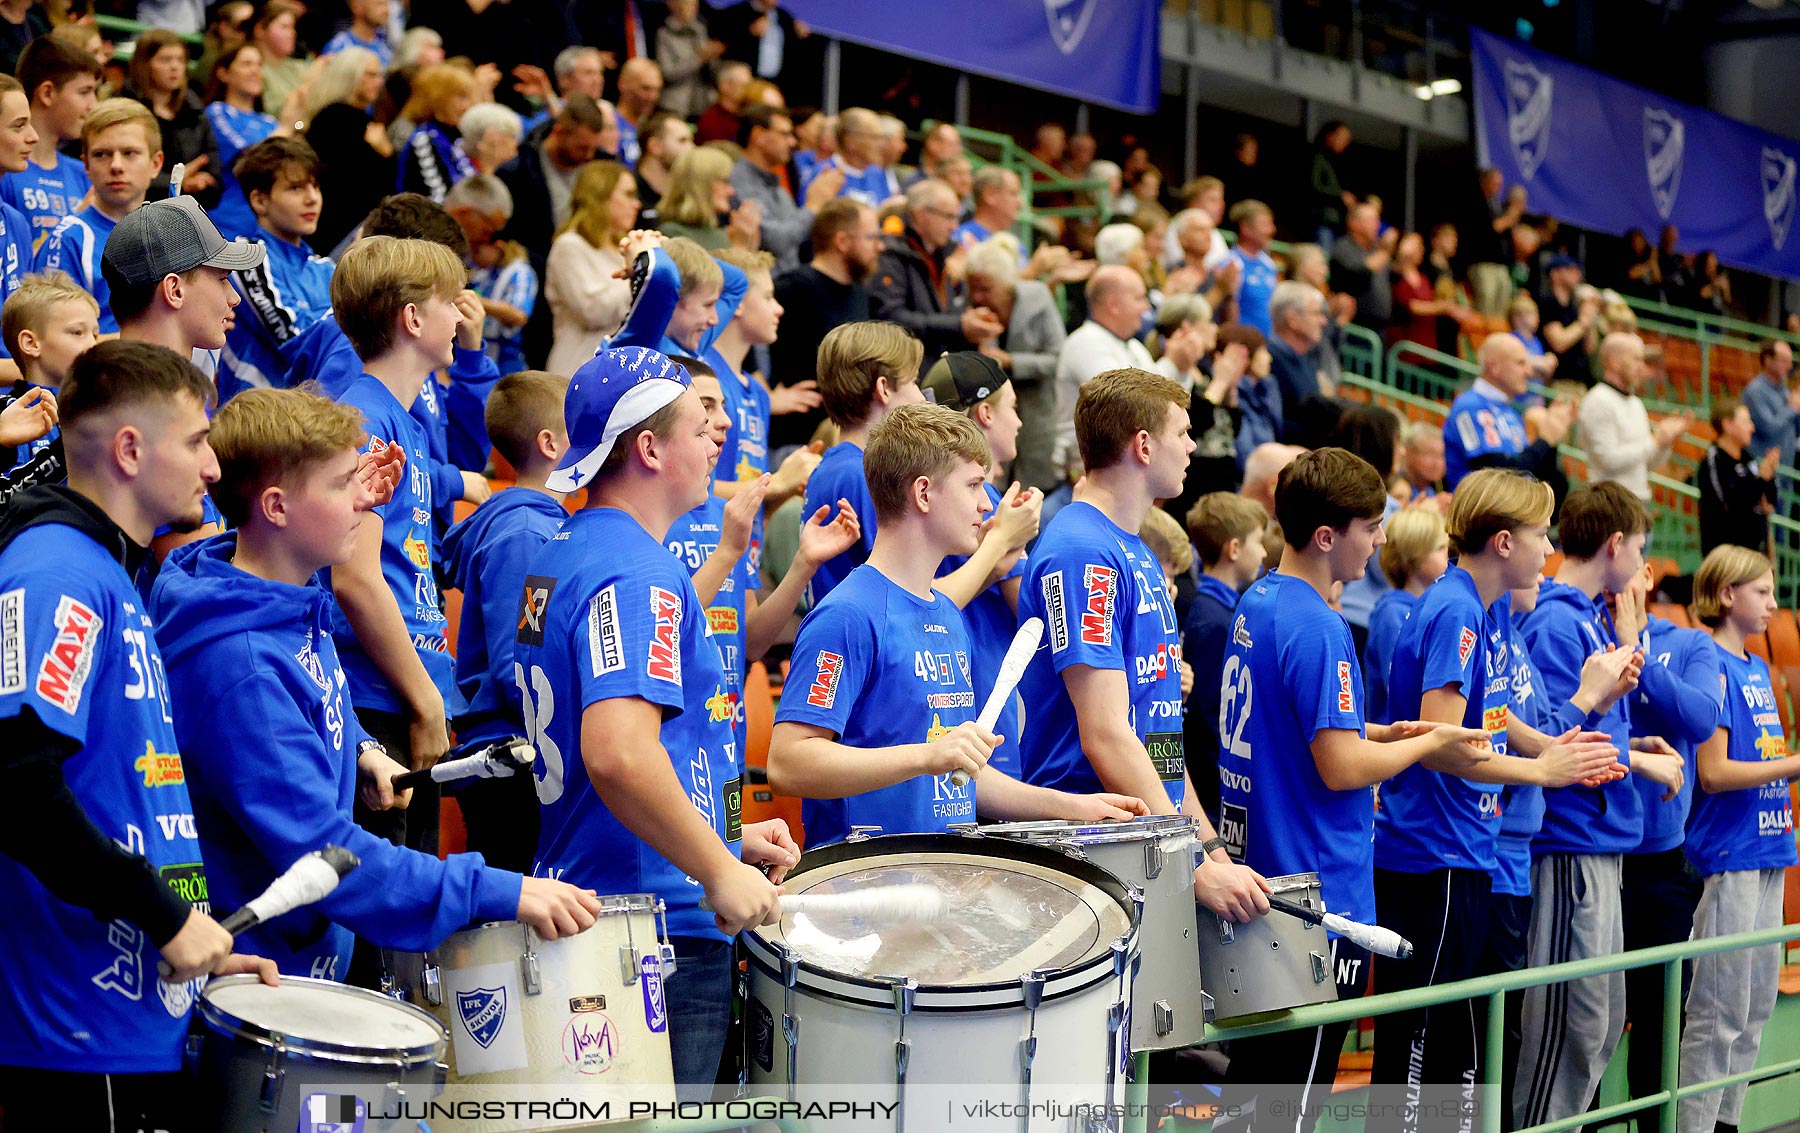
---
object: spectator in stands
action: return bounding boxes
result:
[1508,292,1559,381]
[1695,397,1778,556]
[938,155,975,211]
[5,37,100,250]
[1028,123,1066,179]
[1443,333,1573,498]
[713,0,813,87]
[1696,251,1732,317]
[1239,441,1303,519]
[543,160,634,377]
[803,107,897,207]
[1396,420,1449,502]
[1539,253,1600,386]
[1062,133,1096,181]
[1657,225,1693,307]
[658,145,758,253]
[1125,166,1162,216]
[793,108,833,181]
[912,123,962,188]
[877,115,912,185]
[868,177,997,358]
[1163,177,1228,271]
[695,61,751,146]
[498,94,609,272]
[733,104,841,274]
[964,235,1066,492]
[953,166,1023,252]
[204,46,285,180]
[1228,199,1278,337]
[1741,338,1800,466]
[301,48,393,255]
[322,0,393,66]
[126,30,222,207]
[1330,201,1393,334]
[632,111,693,222]
[613,58,663,168]
[1579,332,1691,502]
[1225,132,1270,210]
[1164,209,1236,317]
[1266,280,1333,439]
[251,2,308,119]
[768,197,876,450]
[1289,242,1353,369]
[656,0,723,121]
[1388,230,1472,354]
[1623,229,1661,302]
[1053,264,1151,477]
[397,65,477,203]
[0,0,49,75]
[1309,120,1354,247]
[460,103,523,177]
[1156,298,1240,504]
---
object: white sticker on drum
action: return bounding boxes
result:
[446,960,530,1075]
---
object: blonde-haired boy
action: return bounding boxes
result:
[1363,505,1448,724]
[34,98,164,332]
[0,271,94,499]
[770,402,1144,848]
[149,386,599,982]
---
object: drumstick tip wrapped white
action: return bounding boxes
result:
[223,846,360,935]
[953,616,1046,788]
[705,884,949,924]
[1319,911,1413,960]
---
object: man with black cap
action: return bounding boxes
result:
[515,345,794,1099]
[101,193,264,363]
[1538,253,1600,386]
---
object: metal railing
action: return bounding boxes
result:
[1205,920,1800,1133]
[926,121,1111,251]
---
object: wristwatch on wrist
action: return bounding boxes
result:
[1200,836,1228,859]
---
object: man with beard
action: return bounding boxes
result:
[768,198,877,451]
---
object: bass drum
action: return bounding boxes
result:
[744,832,1139,1133]
[1196,872,1338,1022]
[393,895,676,1130]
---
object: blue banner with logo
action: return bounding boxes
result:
[1472,28,1800,280]
[780,0,1159,114]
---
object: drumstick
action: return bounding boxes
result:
[1267,895,1413,959]
[158,847,359,977]
[168,161,185,197]
[703,884,948,923]
[392,736,535,792]
[952,616,1045,788]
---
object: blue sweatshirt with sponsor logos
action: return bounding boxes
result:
[151,533,520,979]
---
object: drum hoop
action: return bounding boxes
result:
[1266,872,1324,897]
[980,815,1199,848]
[747,833,1140,1004]
[198,974,447,1063]
[743,938,1134,1012]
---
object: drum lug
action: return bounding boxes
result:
[775,942,800,1101]
[1019,970,1046,1126]
[848,825,883,841]
[521,949,542,996]
[420,963,442,1008]
[887,977,917,1133]
[1052,838,1090,862]
[1201,990,1216,1022]
[620,945,642,987]
[1143,838,1164,880]
[947,822,980,836]
[259,1034,286,1113]
[656,903,677,976]
[1218,918,1235,945]
[1154,999,1174,1037]
[1311,950,1329,985]
[1110,938,1130,978]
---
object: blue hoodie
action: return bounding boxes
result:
[151,534,520,979]
[1632,615,1724,853]
[442,487,569,745]
[1518,579,1640,855]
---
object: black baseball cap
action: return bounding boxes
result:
[919,351,1007,412]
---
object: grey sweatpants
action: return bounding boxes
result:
[1514,852,1626,1130]
[1677,868,1787,1133]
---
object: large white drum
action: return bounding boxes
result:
[976,815,1203,1050]
[394,895,676,1130]
[743,833,1139,1133]
[1195,872,1338,1022]
[196,973,447,1133]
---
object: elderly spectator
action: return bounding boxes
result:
[1266,280,1337,441]
[658,145,759,252]
[1578,333,1692,501]
[126,29,223,205]
[1694,398,1778,555]
[545,160,637,376]
[1397,420,1449,502]
[1228,199,1279,337]
[1330,201,1394,333]
[1165,209,1237,317]
[1507,292,1559,381]
[631,112,693,222]
[938,156,975,210]
[1740,338,1800,465]
[1444,334,1573,495]
[1240,442,1304,519]
[1538,253,1600,386]
[964,235,1068,491]
[1309,120,1354,246]
[695,61,752,145]
[397,65,477,202]
[612,58,662,167]
[1162,175,1229,270]
[868,178,1001,357]
[713,0,814,86]
[459,102,523,176]
[953,166,1023,251]
[1053,265,1153,476]
[729,104,842,273]
[769,198,879,449]
[1094,222,1152,282]
[802,107,899,206]
[301,48,393,253]
[1155,295,1239,505]
[656,0,724,120]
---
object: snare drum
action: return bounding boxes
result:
[197,974,447,1133]
[394,895,676,1130]
[976,815,1202,1051]
[744,833,1139,1133]
[1195,872,1337,1021]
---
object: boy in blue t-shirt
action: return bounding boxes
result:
[0,341,275,1127]
[1179,492,1266,820]
[1361,505,1447,725]
[1372,469,1629,1123]
[441,372,572,873]
[518,347,792,1095]
[0,74,47,381]
[771,402,1142,847]
[0,271,95,499]
[4,39,99,253]
[1514,482,1684,1130]
[1678,547,1800,1133]
[1215,447,1489,1133]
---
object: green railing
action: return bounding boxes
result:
[930,122,1110,251]
[1339,322,1385,387]
[1206,920,1800,1133]
[1557,443,1704,573]
[94,14,205,62]
[1623,294,1800,355]
[1386,340,1478,401]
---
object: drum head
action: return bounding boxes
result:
[756,835,1133,987]
[202,975,446,1058]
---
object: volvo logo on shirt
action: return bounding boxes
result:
[1504,57,1553,179]
[1643,106,1685,220]
[1044,0,1096,54]
[1764,146,1798,251]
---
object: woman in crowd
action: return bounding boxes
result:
[252,1,310,121]
[657,145,758,252]
[126,28,223,205]
[302,46,394,253]
[546,161,638,376]
[458,102,521,176]
[382,26,447,145]
[205,44,286,171]
[397,63,477,202]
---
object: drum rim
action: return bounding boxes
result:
[199,974,448,1063]
[1266,871,1324,896]
[977,814,1199,847]
[455,891,662,939]
[745,833,1140,1007]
